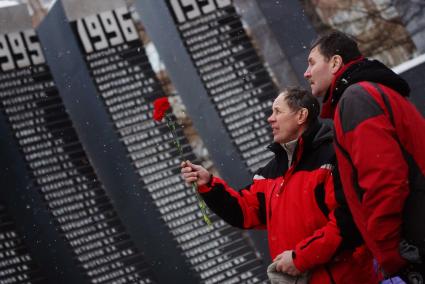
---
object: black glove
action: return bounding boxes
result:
[398,263,424,284]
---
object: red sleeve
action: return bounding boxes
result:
[335,87,409,274]
[293,172,342,272]
[198,175,267,229]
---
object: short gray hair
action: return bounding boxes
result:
[281,87,320,125]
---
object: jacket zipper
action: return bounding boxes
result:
[325,264,336,284]
[268,183,277,220]
[278,168,292,195]
[278,141,303,194]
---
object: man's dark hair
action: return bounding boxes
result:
[283,87,320,126]
[311,30,362,64]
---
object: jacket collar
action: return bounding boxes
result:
[320,57,410,119]
[320,56,364,118]
[268,120,332,160]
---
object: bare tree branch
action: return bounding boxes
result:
[299,0,423,65]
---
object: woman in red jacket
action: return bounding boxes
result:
[181,87,378,283]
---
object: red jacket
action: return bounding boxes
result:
[323,58,425,275]
[199,121,378,283]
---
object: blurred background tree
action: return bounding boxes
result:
[299,0,425,66]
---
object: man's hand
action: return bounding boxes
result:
[180,160,211,186]
[274,250,301,276]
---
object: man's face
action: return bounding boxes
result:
[304,46,334,98]
[267,94,301,144]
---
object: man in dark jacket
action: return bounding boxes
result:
[304,30,425,281]
[181,88,378,283]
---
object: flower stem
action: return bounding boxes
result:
[165,114,212,226]
[192,183,212,226]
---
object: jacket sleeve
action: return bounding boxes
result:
[292,170,343,272]
[334,85,409,274]
[197,173,267,229]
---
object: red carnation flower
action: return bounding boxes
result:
[151,95,212,225]
[153,97,171,121]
